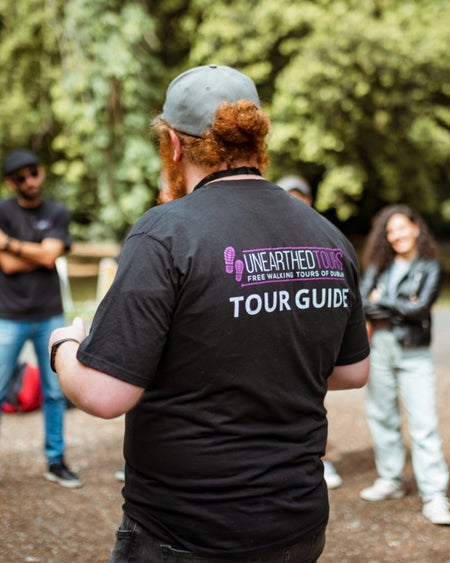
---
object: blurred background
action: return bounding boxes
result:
[1,0,449,308]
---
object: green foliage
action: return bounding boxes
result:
[0,0,167,240]
[187,0,450,233]
[0,1,59,149]
[1,0,449,238]
[50,0,166,240]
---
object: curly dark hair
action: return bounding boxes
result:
[362,204,439,274]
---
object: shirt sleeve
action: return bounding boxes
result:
[77,233,177,388]
[45,203,72,250]
[335,258,370,366]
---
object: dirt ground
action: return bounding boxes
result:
[1,309,449,563]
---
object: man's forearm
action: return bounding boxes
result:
[55,350,144,419]
[0,230,65,272]
[327,356,370,390]
[49,318,144,419]
[0,250,38,273]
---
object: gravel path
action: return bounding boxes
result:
[1,308,449,562]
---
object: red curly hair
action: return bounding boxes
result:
[154,99,270,193]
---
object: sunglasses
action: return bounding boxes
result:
[11,166,39,185]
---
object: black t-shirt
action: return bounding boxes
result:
[0,198,71,320]
[78,179,369,558]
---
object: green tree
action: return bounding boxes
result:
[50,0,165,240]
[0,0,170,240]
[1,0,449,238]
[186,0,450,234]
[0,1,59,156]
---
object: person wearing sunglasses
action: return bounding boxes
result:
[0,148,81,488]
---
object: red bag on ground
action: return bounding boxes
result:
[2,364,42,413]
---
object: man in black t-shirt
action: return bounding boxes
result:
[50,65,369,562]
[0,148,81,488]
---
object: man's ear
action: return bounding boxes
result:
[4,177,17,192]
[168,129,182,162]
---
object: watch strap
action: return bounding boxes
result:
[50,337,80,372]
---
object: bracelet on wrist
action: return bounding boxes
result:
[50,337,80,372]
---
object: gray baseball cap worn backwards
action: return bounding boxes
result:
[156,64,261,137]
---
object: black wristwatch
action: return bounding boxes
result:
[50,338,80,372]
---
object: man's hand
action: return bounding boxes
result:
[0,228,9,249]
[0,236,65,274]
[368,288,383,303]
[49,317,86,353]
[48,316,144,419]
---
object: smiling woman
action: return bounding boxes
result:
[359,204,450,525]
[385,212,420,262]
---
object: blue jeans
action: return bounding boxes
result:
[108,514,326,563]
[0,315,67,464]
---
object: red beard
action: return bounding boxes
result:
[157,133,188,203]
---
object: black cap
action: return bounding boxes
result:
[3,149,39,177]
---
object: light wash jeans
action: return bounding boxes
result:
[366,329,449,502]
[0,315,67,465]
[109,514,326,563]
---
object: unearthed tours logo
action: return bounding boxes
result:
[223,244,350,318]
[224,245,345,285]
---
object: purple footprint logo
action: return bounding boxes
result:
[224,246,235,274]
[234,260,244,282]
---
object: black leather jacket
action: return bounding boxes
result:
[360,258,443,348]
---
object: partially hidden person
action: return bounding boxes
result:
[278,174,342,490]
